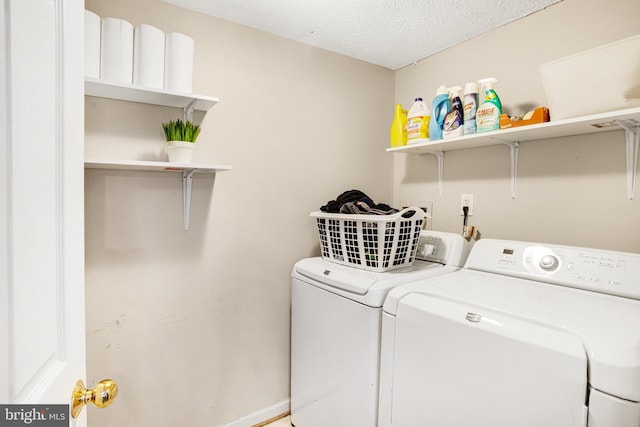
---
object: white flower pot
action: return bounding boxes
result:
[167,140,194,163]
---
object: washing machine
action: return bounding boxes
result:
[378,238,640,427]
[290,230,473,427]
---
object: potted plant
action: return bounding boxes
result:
[162,119,201,163]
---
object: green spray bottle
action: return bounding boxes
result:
[476,78,502,133]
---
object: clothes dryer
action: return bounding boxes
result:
[290,230,473,427]
[378,238,640,427]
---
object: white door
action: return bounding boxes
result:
[1,0,87,424]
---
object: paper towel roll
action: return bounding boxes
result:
[100,17,134,84]
[84,10,101,79]
[164,32,194,93]
[133,24,165,88]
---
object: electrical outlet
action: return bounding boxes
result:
[460,194,474,216]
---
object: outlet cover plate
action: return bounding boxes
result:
[460,194,474,216]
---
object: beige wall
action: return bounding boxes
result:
[393,0,640,252]
[84,0,640,425]
[84,0,393,425]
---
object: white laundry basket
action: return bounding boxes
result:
[310,207,425,272]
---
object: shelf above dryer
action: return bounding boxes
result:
[387,107,640,199]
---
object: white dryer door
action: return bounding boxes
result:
[390,293,588,427]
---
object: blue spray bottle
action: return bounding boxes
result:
[429,85,450,141]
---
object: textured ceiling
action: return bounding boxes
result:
[161,0,563,70]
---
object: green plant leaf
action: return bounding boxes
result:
[161,118,201,142]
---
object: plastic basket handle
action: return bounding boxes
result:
[396,206,426,220]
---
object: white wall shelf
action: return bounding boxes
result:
[85,159,232,173]
[85,78,219,120]
[84,78,231,232]
[387,107,640,199]
[85,160,232,231]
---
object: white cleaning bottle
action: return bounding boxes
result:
[406,97,430,144]
[476,78,502,133]
[463,81,478,135]
[443,86,464,139]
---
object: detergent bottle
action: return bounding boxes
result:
[443,85,464,139]
[389,104,408,147]
[429,85,450,141]
[406,98,430,144]
[476,78,502,133]
[463,81,478,135]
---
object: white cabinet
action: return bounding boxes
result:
[84,79,232,230]
[387,107,640,199]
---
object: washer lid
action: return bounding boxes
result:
[293,257,443,297]
[393,269,640,401]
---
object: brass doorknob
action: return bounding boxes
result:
[71,379,118,418]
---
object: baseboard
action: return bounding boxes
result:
[221,400,290,427]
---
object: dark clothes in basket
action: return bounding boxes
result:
[320,190,398,215]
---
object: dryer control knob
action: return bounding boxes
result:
[540,255,559,271]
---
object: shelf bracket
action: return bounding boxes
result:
[183,99,197,122]
[423,150,445,196]
[616,119,640,200]
[182,169,195,231]
[492,138,519,199]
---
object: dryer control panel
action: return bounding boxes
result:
[465,239,640,300]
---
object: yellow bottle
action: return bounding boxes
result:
[390,104,407,147]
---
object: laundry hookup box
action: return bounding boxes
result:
[310,207,425,272]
